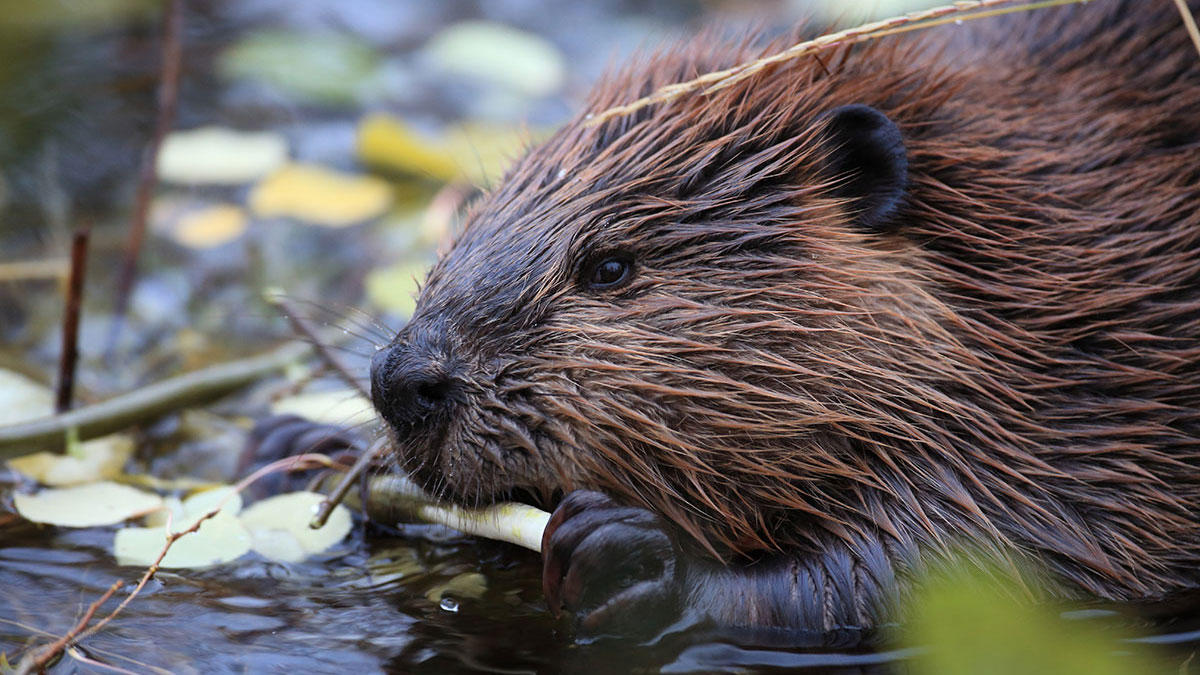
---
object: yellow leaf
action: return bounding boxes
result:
[249,163,392,227]
[356,114,539,186]
[14,481,163,528]
[239,491,352,562]
[172,204,248,249]
[9,435,133,486]
[357,114,459,182]
[115,510,252,568]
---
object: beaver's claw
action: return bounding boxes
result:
[541,490,682,639]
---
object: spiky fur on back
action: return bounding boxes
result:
[395,0,1200,607]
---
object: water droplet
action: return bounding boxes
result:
[954,18,963,25]
[584,113,594,120]
[440,597,460,613]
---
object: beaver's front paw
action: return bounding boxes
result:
[541,490,682,639]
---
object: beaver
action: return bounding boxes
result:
[364,0,1200,638]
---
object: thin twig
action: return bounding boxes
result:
[55,223,91,413]
[0,342,311,459]
[267,293,370,399]
[20,454,336,674]
[107,0,183,358]
[18,580,124,674]
[310,437,388,529]
[586,0,1100,126]
[1173,0,1200,58]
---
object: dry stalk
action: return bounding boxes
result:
[587,0,1103,126]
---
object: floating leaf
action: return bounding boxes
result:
[356,115,460,182]
[271,389,375,427]
[239,491,352,562]
[218,30,381,105]
[171,204,248,249]
[364,260,429,318]
[9,435,134,486]
[424,21,565,98]
[246,527,308,564]
[115,510,252,568]
[182,486,243,519]
[250,163,392,227]
[0,368,52,426]
[14,481,163,528]
[1,368,136,482]
[157,127,288,185]
[356,114,536,185]
[425,572,487,604]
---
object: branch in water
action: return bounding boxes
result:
[0,342,311,459]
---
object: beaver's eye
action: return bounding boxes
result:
[585,254,634,290]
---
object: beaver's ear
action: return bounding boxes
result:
[819,104,907,230]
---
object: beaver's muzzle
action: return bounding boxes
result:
[370,339,457,434]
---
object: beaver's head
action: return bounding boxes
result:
[370,42,1001,557]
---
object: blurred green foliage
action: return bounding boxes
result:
[900,560,1168,675]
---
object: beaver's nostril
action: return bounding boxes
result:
[370,342,456,430]
[415,377,451,406]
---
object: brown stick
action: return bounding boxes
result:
[107,0,183,357]
[55,223,91,413]
[0,341,311,459]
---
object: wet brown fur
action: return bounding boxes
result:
[389,0,1200,616]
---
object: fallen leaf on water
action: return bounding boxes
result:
[9,436,134,486]
[364,260,430,318]
[14,482,163,528]
[0,368,53,426]
[239,491,352,563]
[425,572,487,604]
[356,114,537,185]
[172,204,248,249]
[218,30,381,105]
[423,21,565,98]
[157,127,288,185]
[115,510,252,568]
[250,163,393,227]
[1,368,134,485]
[271,389,375,427]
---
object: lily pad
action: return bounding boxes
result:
[250,163,392,227]
[14,481,163,528]
[239,491,352,562]
[157,127,288,185]
[115,510,252,568]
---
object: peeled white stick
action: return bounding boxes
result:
[324,473,551,552]
[415,501,551,552]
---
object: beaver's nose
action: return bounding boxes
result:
[370,342,455,430]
